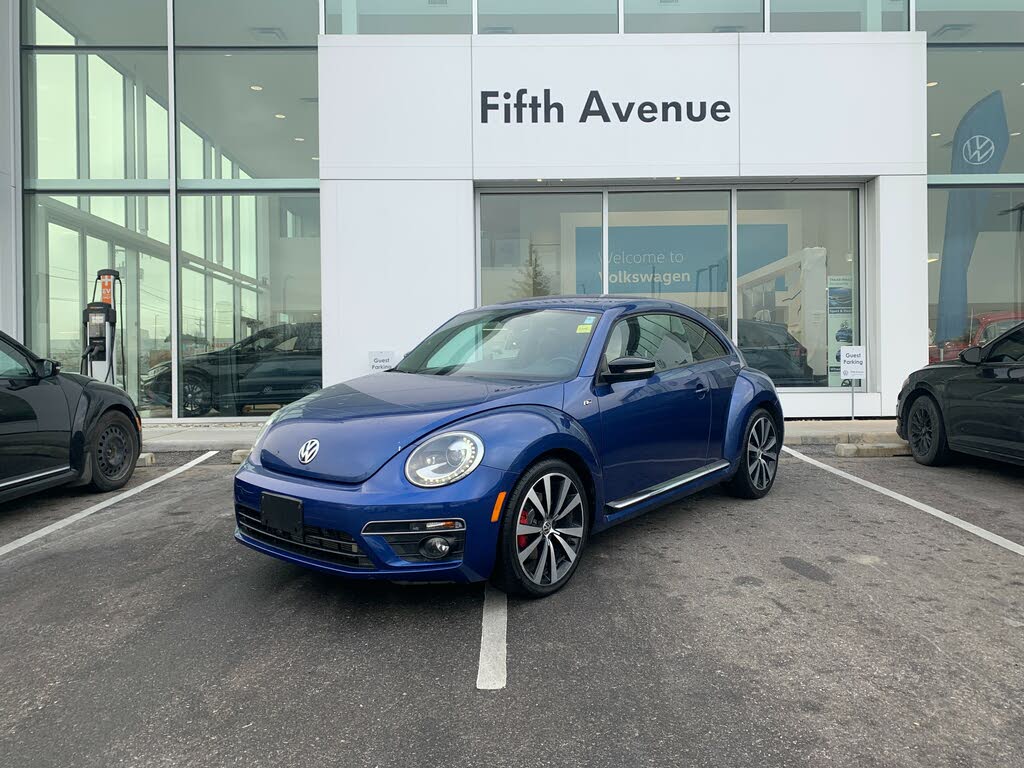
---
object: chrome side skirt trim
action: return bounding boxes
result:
[0,465,71,490]
[606,460,731,510]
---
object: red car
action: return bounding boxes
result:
[929,310,1024,364]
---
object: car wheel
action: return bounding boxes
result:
[182,374,212,417]
[726,408,780,500]
[907,395,951,466]
[88,410,139,492]
[494,459,589,598]
[301,380,322,396]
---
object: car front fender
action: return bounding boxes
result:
[723,370,784,471]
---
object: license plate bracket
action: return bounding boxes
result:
[260,492,304,539]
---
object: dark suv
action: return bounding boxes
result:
[141,322,322,417]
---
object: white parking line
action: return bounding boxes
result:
[782,446,1024,559]
[0,451,219,561]
[476,584,508,690]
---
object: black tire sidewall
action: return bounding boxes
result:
[496,458,590,598]
[908,396,947,465]
[183,374,212,417]
[89,410,139,491]
[728,407,779,500]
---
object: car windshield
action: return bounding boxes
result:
[394,308,600,382]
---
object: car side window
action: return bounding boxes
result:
[0,339,33,378]
[985,327,1024,363]
[672,316,728,362]
[605,314,692,372]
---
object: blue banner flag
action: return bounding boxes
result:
[935,91,1009,343]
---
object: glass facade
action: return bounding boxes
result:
[478,1,619,34]
[917,2,1024,44]
[624,1,763,34]
[482,188,860,389]
[927,187,1024,363]
[326,0,473,34]
[771,1,908,33]
[21,1,321,419]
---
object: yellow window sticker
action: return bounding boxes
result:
[576,323,593,334]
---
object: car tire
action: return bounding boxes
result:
[906,395,952,466]
[493,458,589,599]
[725,408,781,500]
[88,410,139,492]
[181,373,212,417]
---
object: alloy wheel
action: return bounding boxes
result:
[515,472,585,586]
[747,415,779,492]
[182,377,211,416]
[96,423,131,481]
[909,404,934,456]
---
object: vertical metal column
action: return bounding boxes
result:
[601,190,610,294]
[166,0,180,417]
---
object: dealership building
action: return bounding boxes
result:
[1,1,1022,421]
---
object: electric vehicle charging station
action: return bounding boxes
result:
[82,269,125,388]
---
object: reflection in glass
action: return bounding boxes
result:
[23,51,170,182]
[917,2,1024,44]
[927,187,1024,363]
[480,194,603,305]
[737,190,859,388]
[927,48,1024,175]
[21,0,167,46]
[172,194,322,418]
[175,51,318,180]
[771,0,908,32]
[478,0,618,34]
[326,0,473,34]
[608,191,731,330]
[25,195,172,417]
[624,0,763,33]
[175,0,319,46]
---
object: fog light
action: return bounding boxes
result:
[420,536,452,560]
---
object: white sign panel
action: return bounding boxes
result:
[839,346,866,380]
[470,36,740,180]
[368,350,397,373]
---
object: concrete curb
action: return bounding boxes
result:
[835,442,911,458]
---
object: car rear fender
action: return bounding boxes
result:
[723,370,784,472]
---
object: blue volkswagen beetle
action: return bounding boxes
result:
[234,297,783,597]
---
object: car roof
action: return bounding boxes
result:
[975,310,1024,324]
[482,295,697,314]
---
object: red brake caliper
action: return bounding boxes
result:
[517,510,528,549]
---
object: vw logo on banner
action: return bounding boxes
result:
[962,135,996,166]
[298,438,320,464]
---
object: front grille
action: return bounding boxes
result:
[235,505,373,569]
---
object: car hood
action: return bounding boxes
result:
[258,372,564,483]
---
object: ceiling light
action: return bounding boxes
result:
[294,137,305,142]
[249,84,263,91]
[1013,132,1022,137]
[930,132,941,137]
[926,81,938,87]
[675,176,681,180]
[927,257,939,263]
[224,54,232,57]
[311,156,319,161]
[274,114,286,119]
[536,178,543,182]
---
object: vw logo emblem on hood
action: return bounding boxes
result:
[298,438,320,465]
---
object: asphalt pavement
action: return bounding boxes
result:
[0,449,1021,767]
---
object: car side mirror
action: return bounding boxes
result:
[33,358,61,378]
[959,346,983,365]
[602,356,657,383]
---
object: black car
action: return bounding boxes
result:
[737,319,818,387]
[140,322,322,417]
[898,321,1024,467]
[0,331,141,504]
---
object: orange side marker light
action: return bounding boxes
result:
[491,491,507,523]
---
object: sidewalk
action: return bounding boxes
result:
[142,418,901,453]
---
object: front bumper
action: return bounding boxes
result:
[233,461,511,583]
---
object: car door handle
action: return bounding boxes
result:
[694,381,708,399]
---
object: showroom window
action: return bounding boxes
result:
[917,2,1024,44]
[737,190,860,388]
[624,0,763,34]
[21,1,321,420]
[479,193,604,305]
[478,0,619,34]
[480,188,860,389]
[326,0,473,34]
[926,47,1024,176]
[608,191,731,331]
[771,0,908,32]
[927,187,1024,363]
[24,194,173,416]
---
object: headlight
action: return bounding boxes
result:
[251,408,285,452]
[405,431,484,488]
